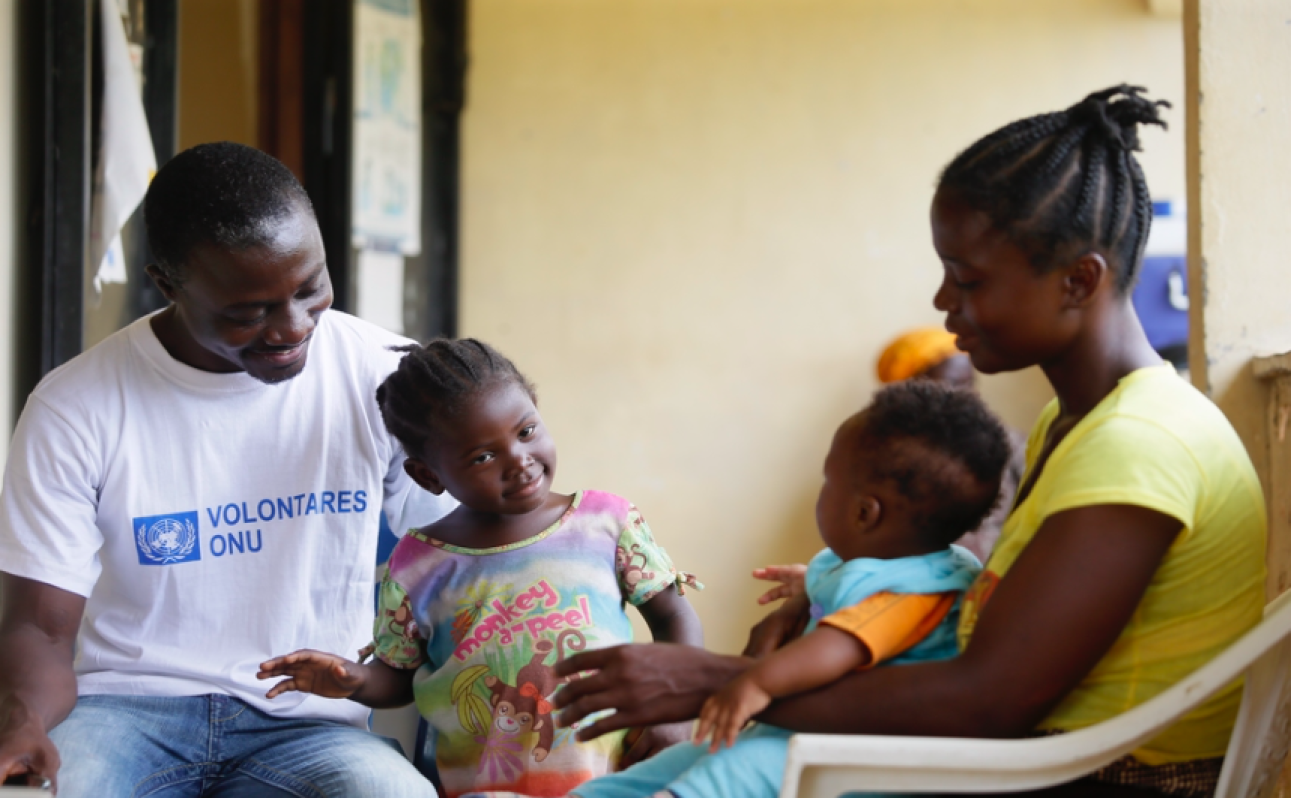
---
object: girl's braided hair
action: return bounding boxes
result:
[377,338,537,459]
[939,85,1170,291]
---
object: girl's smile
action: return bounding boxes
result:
[417,381,559,516]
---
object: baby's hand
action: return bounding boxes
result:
[258,649,366,700]
[751,564,807,605]
[693,675,772,753]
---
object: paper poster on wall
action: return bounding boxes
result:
[352,0,422,255]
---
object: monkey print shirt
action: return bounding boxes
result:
[372,490,688,798]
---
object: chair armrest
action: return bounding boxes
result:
[780,591,1290,798]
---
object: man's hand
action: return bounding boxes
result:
[553,644,749,742]
[694,675,771,753]
[258,650,367,700]
[742,593,810,659]
[751,564,808,606]
[617,720,693,769]
[0,695,59,792]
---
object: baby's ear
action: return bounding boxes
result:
[404,458,446,495]
[856,494,883,533]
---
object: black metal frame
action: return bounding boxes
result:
[412,0,466,341]
[130,0,179,319]
[37,0,92,377]
[303,0,356,314]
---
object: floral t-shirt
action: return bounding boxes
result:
[372,490,687,798]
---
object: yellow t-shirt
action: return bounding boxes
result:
[956,364,1266,765]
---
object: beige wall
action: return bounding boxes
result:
[0,0,16,476]
[177,0,261,150]
[461,0,1187,654]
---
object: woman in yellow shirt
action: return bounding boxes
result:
[549,86,1267,798]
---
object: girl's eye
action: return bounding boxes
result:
[226,313,267,327]
[471,452,494,465]
[953,279,980,290]
[519,424,536,439]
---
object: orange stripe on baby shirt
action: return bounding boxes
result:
[819,591,957,667]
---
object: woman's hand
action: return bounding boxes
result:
[553,644,750,742]
[743,593,811,659]
[751,564,808,605]
[258,650,366,700]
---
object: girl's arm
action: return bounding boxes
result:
[696,626,868,750]
[637,587,704,648]
[618,586,705,767]
[258,650,417,709]
[557,503,1180,740]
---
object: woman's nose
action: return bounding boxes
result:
[933,274,956,312]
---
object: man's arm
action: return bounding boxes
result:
[0,575,85,787]
[557,504,1180,741]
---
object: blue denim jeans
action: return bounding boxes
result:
[48,694,437,798]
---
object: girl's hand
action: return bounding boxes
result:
[257,649,366,699]
[693,675,772,753]
[618,720,694,769]
[751,564,807,605]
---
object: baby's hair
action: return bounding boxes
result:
[144,142,314,287]
[854,381,1010,548]
[939,84,1170,292]
[377,338,537,460]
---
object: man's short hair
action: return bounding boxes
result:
[143,141,314,285]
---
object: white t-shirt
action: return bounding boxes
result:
[0,310,456,727]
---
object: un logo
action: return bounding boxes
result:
[132,511,201,566]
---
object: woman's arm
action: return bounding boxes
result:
[618,584,707,766]
[760,504,1181,736]
[696,627,869,749]
[558,503,1180,741]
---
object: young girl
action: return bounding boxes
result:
[547,86,1268,798]
[258,338,704,798]
[543,380,1010,798]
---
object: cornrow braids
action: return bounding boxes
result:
[377,338,538,460]
[939,85,1170,292]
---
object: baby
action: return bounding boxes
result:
[562,379,1011,798]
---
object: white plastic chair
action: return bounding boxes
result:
[780,589,1290,798]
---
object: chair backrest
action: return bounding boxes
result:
[1215,589,1291,798]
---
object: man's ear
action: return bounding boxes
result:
[145,264,180,302]
[404,458,446,495]
[1061,252,1108,308]
[856,494,883,534]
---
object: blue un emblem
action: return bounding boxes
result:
[133,511,201,566]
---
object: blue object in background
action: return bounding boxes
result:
[1132,255,1190,351]
[1132,200,1188,360]
[376,511,398,565]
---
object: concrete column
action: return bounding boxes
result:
[1183,0,1290,587]
[1182,0,1290,463]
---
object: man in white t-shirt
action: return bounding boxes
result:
[0,143,454,796]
